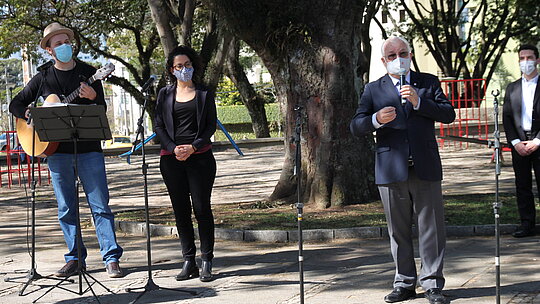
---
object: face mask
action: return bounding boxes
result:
[520,60,537,76]
[386,57,411,75]
[173,67,194,82]
[54,44,73,63]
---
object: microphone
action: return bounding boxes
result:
[141,75,157,92]
[399,69,407,105]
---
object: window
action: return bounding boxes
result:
[399,10,406,22]
[382,11,389,24]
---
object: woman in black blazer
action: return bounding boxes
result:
[155,45,217,282]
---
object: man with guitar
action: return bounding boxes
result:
[9,22,124,278]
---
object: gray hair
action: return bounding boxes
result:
[381,36,412,56]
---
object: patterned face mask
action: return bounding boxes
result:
[173,67,194,82]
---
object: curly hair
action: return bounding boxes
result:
[165,45,204,85]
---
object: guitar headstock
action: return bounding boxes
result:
[94,63,115,81]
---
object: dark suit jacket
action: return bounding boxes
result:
[502,78,540,143]
[350,71,455,185]
[154,84,217,153]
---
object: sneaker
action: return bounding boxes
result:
[54,260,83,277]
[106,261,124,278]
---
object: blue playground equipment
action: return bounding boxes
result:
[119,119,243,163]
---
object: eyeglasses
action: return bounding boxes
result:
[173,62,193,70]
[385,51,410,61]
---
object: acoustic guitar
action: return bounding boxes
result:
[16,63,115,157]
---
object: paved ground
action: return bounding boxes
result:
[0,143,539,304]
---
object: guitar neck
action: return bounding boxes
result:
[62,75,97,104]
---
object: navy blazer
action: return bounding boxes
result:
[350,71,455,185]
[154,84,217,153]
[502,78,540,143]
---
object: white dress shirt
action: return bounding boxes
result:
[512,74,540,146]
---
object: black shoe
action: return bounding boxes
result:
[54,260,84,277]
[384,287,416,303]
[105,261,124,278]
[175,259,199,281]
[424,288,446,304]
[200,260,213,282]
[512,228,535,238]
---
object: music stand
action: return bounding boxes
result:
[28,104,114,303]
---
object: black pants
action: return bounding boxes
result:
[160,150,216,261]
[511,148,539,229]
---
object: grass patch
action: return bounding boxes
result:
[115,193,539,230]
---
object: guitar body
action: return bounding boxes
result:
[15,63,115,158]
[16,118,59,158]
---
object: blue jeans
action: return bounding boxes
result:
[48,152,123,265]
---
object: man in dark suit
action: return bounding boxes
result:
[502,44,540,238]
[350,36,455,304]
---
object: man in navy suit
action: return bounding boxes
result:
[502,44,540,238]
[350,36,455,304]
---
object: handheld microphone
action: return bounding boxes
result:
[141,75,157,92]
[399,68,407,105]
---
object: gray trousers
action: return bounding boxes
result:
[378,167,446,291]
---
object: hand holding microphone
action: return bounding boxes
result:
[399,72,407,105]
[398,69,419,107]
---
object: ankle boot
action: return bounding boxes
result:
[200,260,213,282]
[175,259,199,281]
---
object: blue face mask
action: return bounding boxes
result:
[54,44,73,63]
[173,67,194,82]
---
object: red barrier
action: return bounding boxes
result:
[439,79,489,149]
[0,131,50,188]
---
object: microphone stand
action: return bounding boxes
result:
[490,89,502,304]
[293,105,305,304]
[125,86,196,303]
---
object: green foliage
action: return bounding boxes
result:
[0,0,161,90]
[216,76,277,106]
[395,0,540,81]
[0,59,22,86]
[215,103,282,140]
[217,103,280,124]
[216,77,242,105]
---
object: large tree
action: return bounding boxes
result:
[0,0,162,126]
[397,0,540,84]
[224,34,270,138]
[203,0,379,208]
[147,0,272,137]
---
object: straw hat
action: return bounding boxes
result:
[39,22,75,50]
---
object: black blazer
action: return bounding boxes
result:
[502,78,540,143]
[154,84,217,153]
[350,71,455,185]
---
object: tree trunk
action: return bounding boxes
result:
[179,0,196,46]
[202,25,232,93]
[203,0,378,208]
[225,35,270,138]
[199,11,219,70]
[147,0,178,56]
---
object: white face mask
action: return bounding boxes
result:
[520,60,537,76]
[386,57,411,75]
